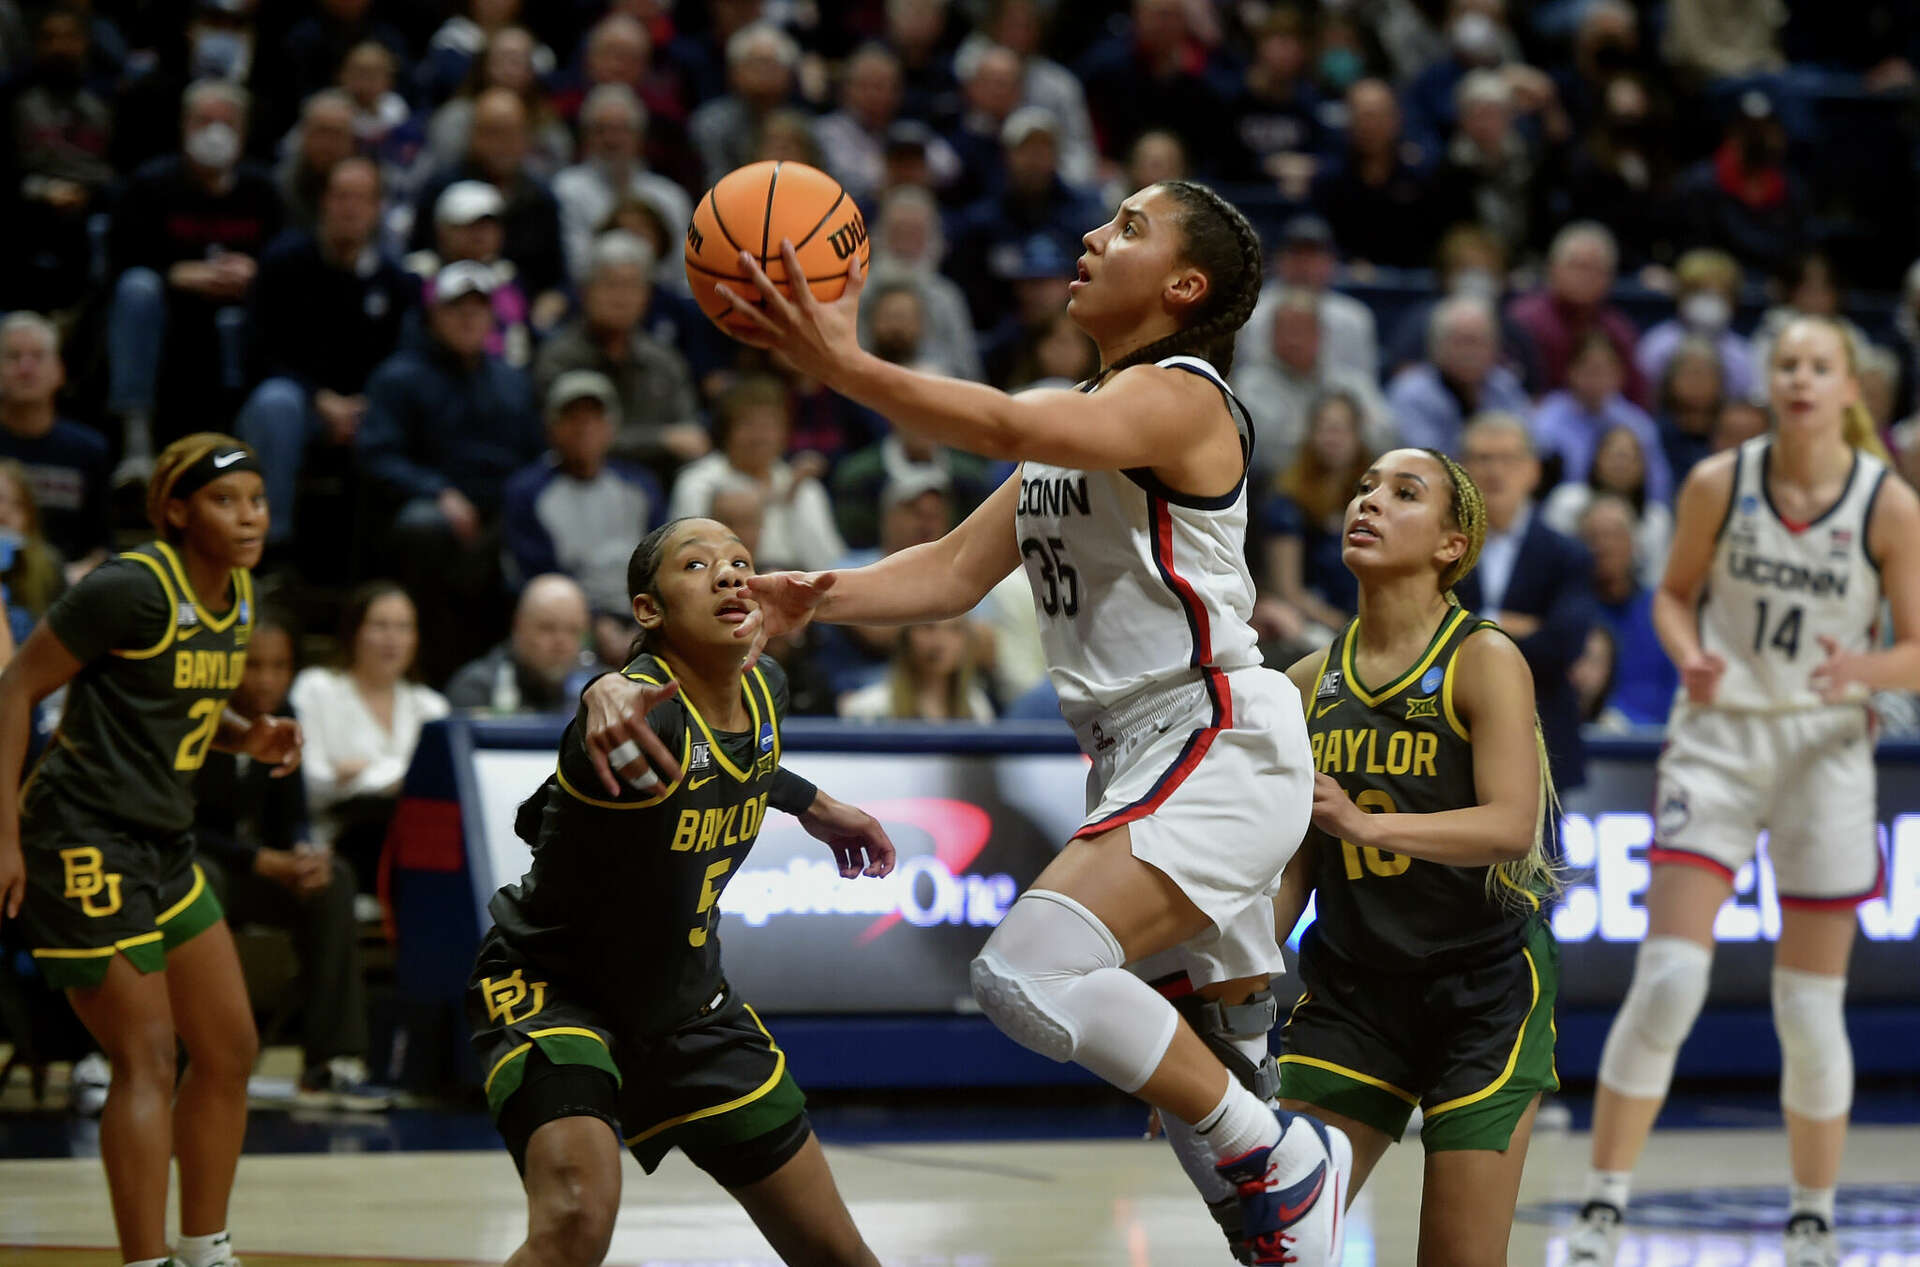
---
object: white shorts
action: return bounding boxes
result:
[1068,666,1313,985]
[1653,703,1884,906]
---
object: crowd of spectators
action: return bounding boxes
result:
[0,0,1918,781]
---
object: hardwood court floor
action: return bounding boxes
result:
[4,1124,1920,1265]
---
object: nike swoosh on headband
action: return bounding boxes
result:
[213,451,245,468]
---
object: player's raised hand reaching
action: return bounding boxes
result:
[797,790,896,879]
[735,570,837,668]
[581,674,684,797]
[716,239,866,386]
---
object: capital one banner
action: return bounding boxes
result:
[466,742,1920,1012]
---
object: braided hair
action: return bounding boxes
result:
[624,518,696,661]
[1425,449,1487,598]
[1425,448,1562,909]
[1095,181,1264,383]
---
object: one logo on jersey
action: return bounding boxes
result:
[478,970,546,1025]
[1090,721,1117,752]
[1316,671,1343,699]
[758,723,775,754]
[1657,788,1690,837]
[691,742,712,771]
[1829,527,1854,560]
[1405,694,1439,720]
[58,846,122,918]
[176,602,200,631]
[1419,666,1444,695]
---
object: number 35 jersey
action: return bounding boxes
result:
[1014,355,1261,729]
[1699,436,1887,712]
[24,541,255,836]
[1305,608,1540,973]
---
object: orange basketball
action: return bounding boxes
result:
[684,160,870,339]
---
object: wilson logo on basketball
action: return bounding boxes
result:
[686,222,705,254]
[827,216,868,261]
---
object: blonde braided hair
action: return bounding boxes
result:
[1425,448,1563,909]
[146,432,256,543]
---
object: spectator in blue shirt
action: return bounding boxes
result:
[0,313,110,568]
[1532,331,1673,503]
[502,369,665,615]
[1386,294,1532,454]
[1578,492,1676,726]
[236,158,416,550]
[358,260,543,681]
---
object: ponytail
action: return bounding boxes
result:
[1842,401,1893,464]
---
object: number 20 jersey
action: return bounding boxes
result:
[1698,436,1887,712]
[1013,355,1262,730]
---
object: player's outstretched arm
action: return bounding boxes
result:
[720,241,1214,471]
[1813,474,1920,700]
[793,787,896,879]
[0,625,86,922]
[1310,629,1542,867]
[735,473,1024,663]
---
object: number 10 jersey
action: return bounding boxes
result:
[1698,436,1887,712]
[1013,355,1262,730]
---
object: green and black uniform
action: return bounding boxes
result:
[1278,606,1559,1153]
[19,541,255,988]
[468,652,821,1184]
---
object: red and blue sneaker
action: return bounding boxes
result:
[1214,1109,1352,1265]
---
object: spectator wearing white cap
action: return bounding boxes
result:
[667,376,842,573]
[532,232,706,475]
[553,84,692,286]
[404,179,534,367]
[501,370,666,620]
[237,157,415,552]
[357,259,544,681]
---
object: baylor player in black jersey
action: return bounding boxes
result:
[468,518,895,1267]
[0,434,300,1267]
[1271,448,1560,1267]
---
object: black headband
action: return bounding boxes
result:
[169,446,261,502]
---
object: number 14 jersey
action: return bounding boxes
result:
[1013,355,1262,729]
[1699,436,1887,712]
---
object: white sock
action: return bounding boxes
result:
[1789,1184,1836,1226]
[176,1230,232,1267]
[1193,1078,1281,1162]
[1586,1169,1631,1211]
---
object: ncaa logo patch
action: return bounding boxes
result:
[1739,494,1759,514]
[758,722,775,754]
[1419,666,1444,695]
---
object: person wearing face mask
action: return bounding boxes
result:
[7,5,114,311]
[1679,89,1808,278]
[105,79,282,482]
[1635,249,1756,403]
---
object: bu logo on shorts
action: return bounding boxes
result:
[59,846,123,918]
[480,969,547,1025]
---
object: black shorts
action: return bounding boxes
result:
[1277,922,1560,1153]
[18,799,224,990]
[467,929,810,1186]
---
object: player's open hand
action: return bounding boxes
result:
[799,791,896,879]
[245,713,303,777]
[735,570,837,669]
[1309,772,1372,845]
[715,239,866,387]
[1679,650,1726,705]
[581,673,684,797]
[1810,635,1868,704]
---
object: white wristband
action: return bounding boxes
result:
[607,740,642,769]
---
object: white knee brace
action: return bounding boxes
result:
[1597,936,1713,1099]
[1773,967,1852,1121]
[969,890,1180,1093]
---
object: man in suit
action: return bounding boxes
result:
[1455,411,1599,790]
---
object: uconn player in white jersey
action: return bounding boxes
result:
[575,182,1355,1265]
[1569,317,1920,1267]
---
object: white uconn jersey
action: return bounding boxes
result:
[1014,355,1262,727]
[1699,436,1888,711]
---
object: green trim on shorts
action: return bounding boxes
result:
[31,931,165,988]
[158,864,223,952]
[1278,1053,1420,1141]
[1419,924,1560,1153]
[485,1028,621,1119]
